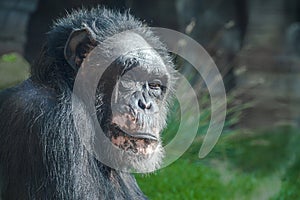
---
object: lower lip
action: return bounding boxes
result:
[114,126,158,141]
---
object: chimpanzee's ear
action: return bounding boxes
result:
[64,27,97,69]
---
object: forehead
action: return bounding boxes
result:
[105,32,168,74]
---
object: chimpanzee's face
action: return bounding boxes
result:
[109,52,169,156]
[95,33,172,171]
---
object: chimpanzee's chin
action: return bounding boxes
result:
[106,124,158,155]
[125,143,165,173]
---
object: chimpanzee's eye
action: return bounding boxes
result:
[148,79,162,90]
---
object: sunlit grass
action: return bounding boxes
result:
[136,124,300,199]
[0,53,30,90]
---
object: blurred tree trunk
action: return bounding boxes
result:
[0,0,38,55]
[237,0,300,128]
[175,0,247,91]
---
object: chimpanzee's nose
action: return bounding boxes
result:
[138,98,152,110]
[132,91,153,111]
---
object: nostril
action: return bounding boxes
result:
[138,99,151,110]
[138,99,146,109]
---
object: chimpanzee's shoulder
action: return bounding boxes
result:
[0,78,57,112]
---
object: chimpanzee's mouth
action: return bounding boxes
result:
[109,124,159,155]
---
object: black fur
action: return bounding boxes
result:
[0,7,174,199]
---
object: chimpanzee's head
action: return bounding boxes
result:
[35,8,176,172]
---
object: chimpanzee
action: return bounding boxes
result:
[0,7,175,199]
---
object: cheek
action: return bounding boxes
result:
[110,81,129,106]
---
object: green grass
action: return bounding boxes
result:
[271,127,300,200]
[136,159,227,200]
[135,158,262,200]
[0,53,30,90]
[136,126,300,199]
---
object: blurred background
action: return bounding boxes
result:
[1,0,300,199]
